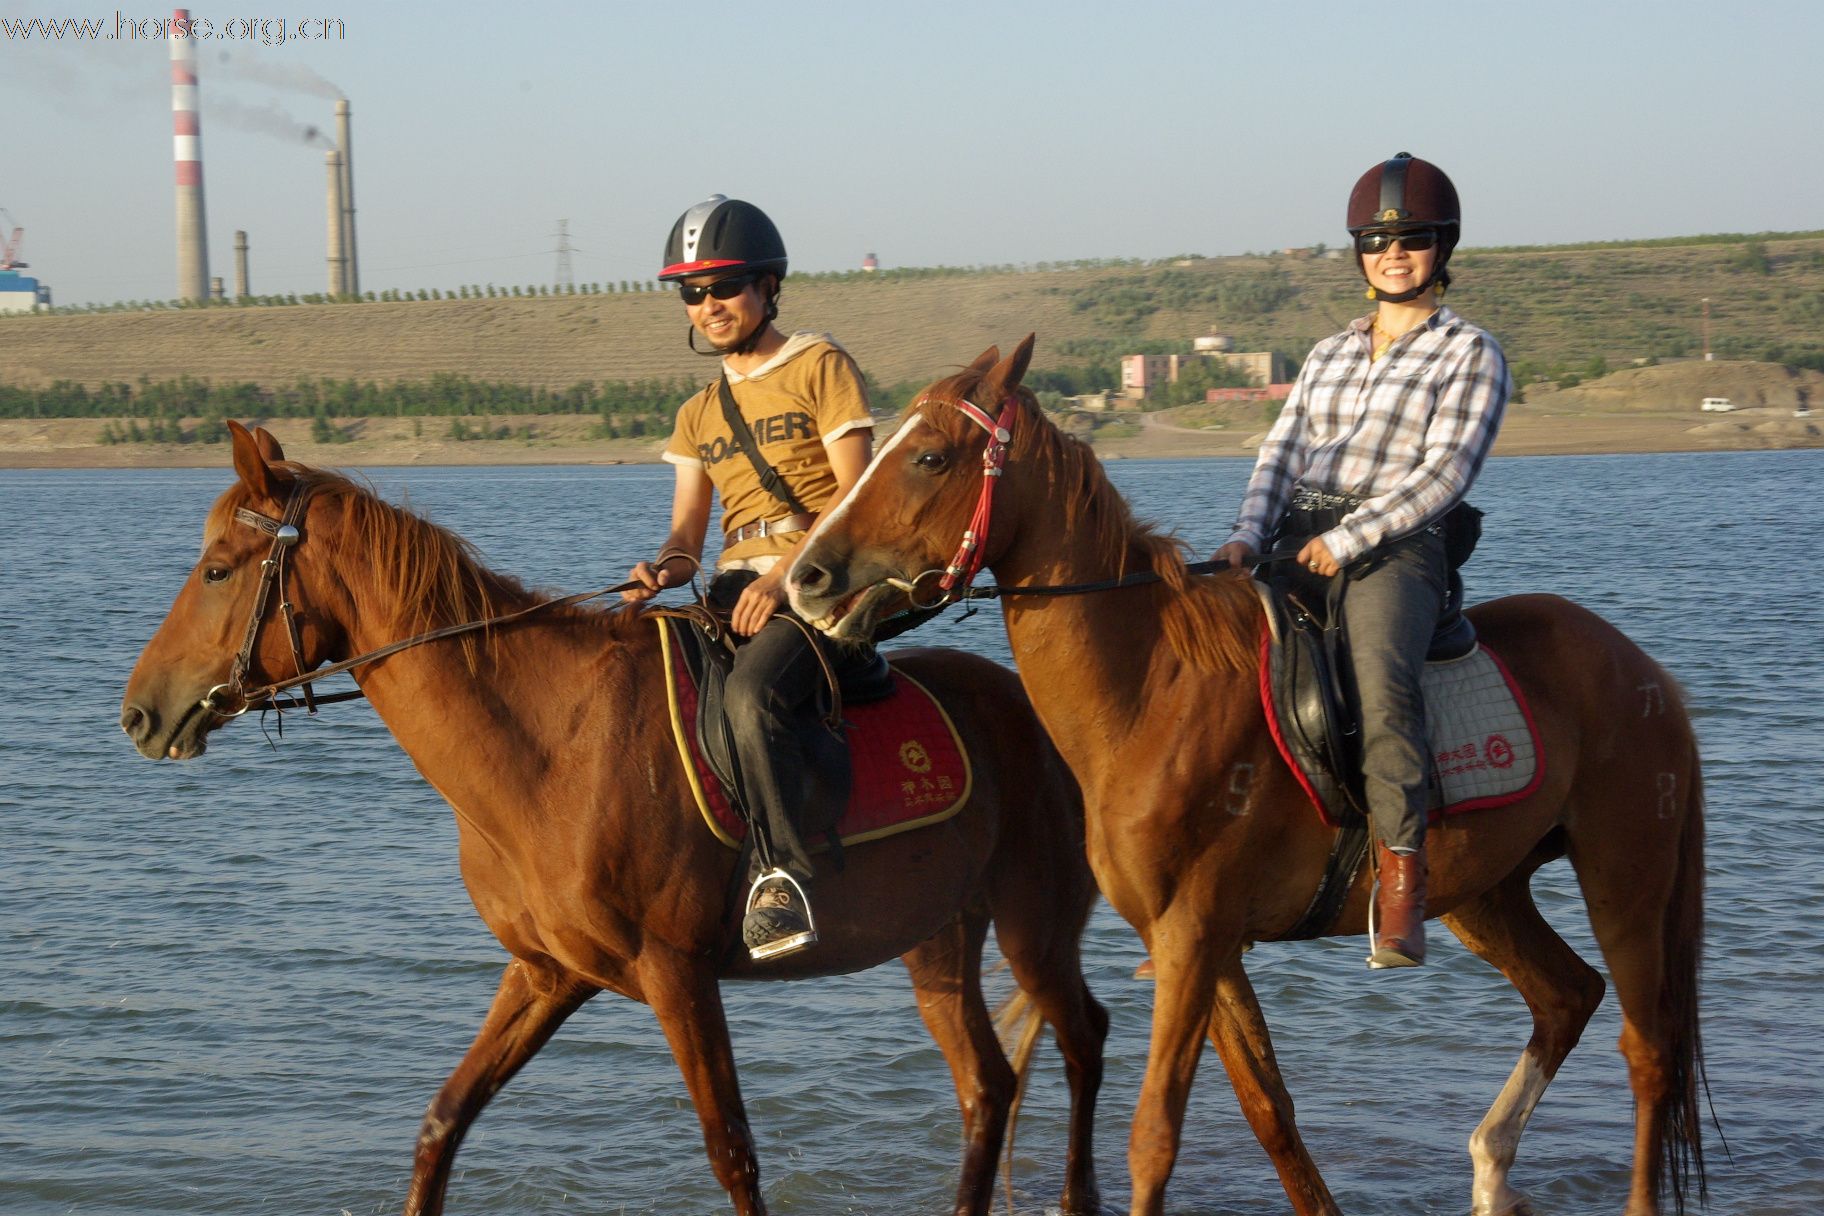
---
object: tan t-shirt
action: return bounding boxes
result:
[663,332,874,569]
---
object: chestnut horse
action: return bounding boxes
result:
[120,422,1108,1216]
[789,339,1709,1216]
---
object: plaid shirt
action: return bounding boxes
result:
[1227,306,1511,565]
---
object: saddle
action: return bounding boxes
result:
[656,616,971,850]
[1255,573,1544,939]
[1260,570,1478,827]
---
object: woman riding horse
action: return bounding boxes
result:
[1215,151,1511,967]
[786,338,1706,1216]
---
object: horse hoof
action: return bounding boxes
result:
[1056,1182,1107,1215]
[1470,1197,1534,1216]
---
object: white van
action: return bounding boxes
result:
[1699,397,1735,413]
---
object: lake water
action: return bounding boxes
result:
[2,450,1819,1215]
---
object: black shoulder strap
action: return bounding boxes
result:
[717,372,809,515]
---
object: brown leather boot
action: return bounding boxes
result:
[1370,842,1427,968]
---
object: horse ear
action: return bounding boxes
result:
[1003,333,1036,388]
[981,333,1037,399]
[966,345,1000,375]
[253,426,286,464]
[228,420,278,500]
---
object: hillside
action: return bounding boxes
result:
[0,271,1101,395]
[5,232,1824,398]
[1521,359,1824,412]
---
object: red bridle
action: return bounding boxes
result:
[919,393,1019,599]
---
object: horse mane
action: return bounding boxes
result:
[210,464,646,669]
[914,369,1262,675]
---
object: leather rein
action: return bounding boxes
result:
[207,457,1279,724]
[203,483,638,719]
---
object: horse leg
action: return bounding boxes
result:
[1568,775,1708,1216]
[404,957,596,1216]
[902,911,1018,1216]
[1126,925,1224,1216]
[994,903,1108,1214]
[1204,956,1343,1216]
[1441,865,1606,1216]
[641,950,769,1215]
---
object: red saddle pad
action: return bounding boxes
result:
[658,625,972,848]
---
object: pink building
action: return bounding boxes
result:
[1122,349,1296,401]
[1120,354,1173,399]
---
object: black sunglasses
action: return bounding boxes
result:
[677,271,761,306]
[1355,227,1440,255]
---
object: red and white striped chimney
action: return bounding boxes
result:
[171,8,209,302]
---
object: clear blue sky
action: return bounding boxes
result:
[5,0,1821,306]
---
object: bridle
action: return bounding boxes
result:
[203,483,315,717]
[861,393,1280,616]
[885,393,1020,609]
[201,480,638,719]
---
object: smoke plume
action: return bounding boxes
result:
[211,50,342,99]
[209,96,336,147]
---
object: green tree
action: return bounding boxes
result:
[1734,241,1772,275]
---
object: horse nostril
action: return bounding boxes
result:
[120,704,150,742]
[794,562,827,591]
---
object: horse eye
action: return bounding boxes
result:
[203,565,231,584]
[915,451,949,472]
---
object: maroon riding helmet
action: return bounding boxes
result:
[1346,153,1461,303]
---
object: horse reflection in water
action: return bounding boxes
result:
[120,422,1107,1216]
[789,338,1710,1216]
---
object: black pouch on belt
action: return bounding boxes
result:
[1441,501,1483,568]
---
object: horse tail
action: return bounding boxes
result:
[1656,751,1712,1216]
[993,988,1047,1213]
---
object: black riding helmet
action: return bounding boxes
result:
[660,196,788,356]
[1346,153,1460,303]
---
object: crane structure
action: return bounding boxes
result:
[0,208,24,271]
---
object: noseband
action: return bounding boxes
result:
[203,483,318,717]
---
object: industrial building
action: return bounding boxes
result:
[0,271,51,312]
[168,8,359,303]
[0,209,48,311]
[1119,332,1296,402]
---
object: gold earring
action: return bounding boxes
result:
[1364,286,1377,301]
[1434,281,1448,301]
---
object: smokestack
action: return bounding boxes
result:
[326,150,346,296]
[210,276,225,302]
[233,230,249,299]
[335,99,358,297]
[171,8,209,302]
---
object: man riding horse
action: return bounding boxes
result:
[623,195,878,960]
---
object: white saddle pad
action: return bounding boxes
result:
[1422,645,1541,812]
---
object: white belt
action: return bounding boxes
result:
[726,512,813,544]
